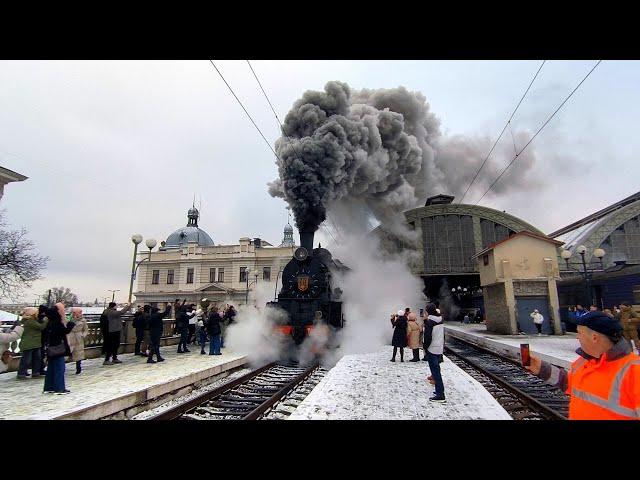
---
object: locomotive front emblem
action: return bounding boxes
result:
[297,275,310,292]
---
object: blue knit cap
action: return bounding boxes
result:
[576,311,622,337]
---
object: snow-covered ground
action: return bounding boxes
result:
[0,345,247,419]
[288,346,512,420]
[444,323,580,368]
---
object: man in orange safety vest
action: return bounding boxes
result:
[525,311,640,420]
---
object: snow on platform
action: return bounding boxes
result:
[0,345,247,420]
[288,346,511,420]
[444,323,580,369]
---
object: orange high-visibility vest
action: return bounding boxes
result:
[567,352,640,420]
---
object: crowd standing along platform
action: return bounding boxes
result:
[0,346,247,420]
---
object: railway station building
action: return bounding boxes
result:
[376,194,548,316]
[550,190,640,319]
[133,206,296,308]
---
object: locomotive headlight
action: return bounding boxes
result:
[294,247,309,261]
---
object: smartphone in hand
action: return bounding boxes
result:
[520,343,531,366]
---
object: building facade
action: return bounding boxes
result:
[475,231,563,335]
[375,194,546,313]
[0,166,27,203]
[133,207,296,308]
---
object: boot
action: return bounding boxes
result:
[75,361,82,374]
[201,349,206,354]
[147,357,156,364]
[157,357,165,362]
[177,348,184,354]
[183,347,190,353]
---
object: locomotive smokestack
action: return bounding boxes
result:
[300,229,315,253]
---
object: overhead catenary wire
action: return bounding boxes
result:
[474,60,602,207]
[459,60,546,204]
[208,60,280,161]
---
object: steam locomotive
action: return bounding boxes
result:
[266,229,345,346]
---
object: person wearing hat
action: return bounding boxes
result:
[615,302,640,352]
[390,309,408,362]
[524,311,640,420]
[424,303,446,402]
[530,309,544,336]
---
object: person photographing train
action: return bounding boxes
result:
[523,311,640,420]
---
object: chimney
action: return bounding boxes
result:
[300,230,315,253]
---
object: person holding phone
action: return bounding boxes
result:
[424,303,446,402]
[390,310,408,362]
[523,311,640,420]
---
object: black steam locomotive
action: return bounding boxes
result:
[267,229,345,345]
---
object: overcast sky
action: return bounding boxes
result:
[1,60,638,304]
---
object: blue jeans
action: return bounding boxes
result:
[44,356,66,392]
[18,348,41,376]
[198,330,208,349]
[209,334,221,355]
[427,352,444,397]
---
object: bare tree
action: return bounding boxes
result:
[41,286,79,307]
[0,211,48,300]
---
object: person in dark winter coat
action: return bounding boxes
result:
[424,303,446,402]
[37,305,48,375]
[176,305,195,353]
[207,306,223,355]
[103,302,132,365]
[43,305,75,394]
[132,306,147,356]
[147,304,171,363]
[391,309,408,362]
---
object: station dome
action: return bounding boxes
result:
[164,207,214,248]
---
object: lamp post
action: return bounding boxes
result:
[560,245,606,307]
[128,234,157,303]
[107,289,120,303]
[245,269,259,305]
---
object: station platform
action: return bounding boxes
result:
[288,345,512,420]
[0,345,247,420]
[444,323,580,369]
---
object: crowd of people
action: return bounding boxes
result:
[389,304,446,403]
[0,300,238,395]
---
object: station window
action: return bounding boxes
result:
[187,268,194,284]
[218,268,225,283]
[263,266,271,281]
[167,269,174,284]
[240,267,247,282]
[152,270,159,285]
[209,268,216,283]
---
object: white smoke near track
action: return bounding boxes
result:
[323,232,426,365]
[225,283,288,366]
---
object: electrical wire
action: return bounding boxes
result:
[459,60,546,204]
[208,60,280,161]
[474,60,602,206]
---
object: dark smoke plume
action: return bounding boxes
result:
[268,81,540,233]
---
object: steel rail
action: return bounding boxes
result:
[147,362,276,421]
[444,338,567,420]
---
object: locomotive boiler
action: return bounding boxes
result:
[267,228,345,345]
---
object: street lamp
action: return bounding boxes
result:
[560,245,606,307]
[108,289,120,303]
[245,268,260,305]
[128,234,157,303]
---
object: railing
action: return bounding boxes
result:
[2,314,179,356]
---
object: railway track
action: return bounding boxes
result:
[444,337,569,420]
[147,362,323,420]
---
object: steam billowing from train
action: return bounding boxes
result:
[268,81,538,233]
